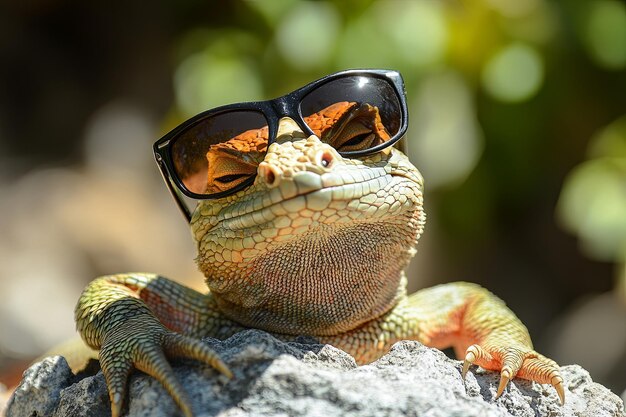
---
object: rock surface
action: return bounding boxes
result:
[6,330,626,417]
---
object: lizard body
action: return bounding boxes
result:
[75,101,564,417]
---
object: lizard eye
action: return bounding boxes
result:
[206,150,258,193]
[214,173,251,184]
[332,118,379,152]
[316,103,390,153]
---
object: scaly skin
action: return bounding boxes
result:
[75,112,565,417]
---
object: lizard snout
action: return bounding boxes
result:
[257,118,340,190]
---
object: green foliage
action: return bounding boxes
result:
[558,117,626,262]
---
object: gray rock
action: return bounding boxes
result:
[6,330,626,417]
[6,355,74,417]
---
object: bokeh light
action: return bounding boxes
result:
[174,38,263,117]
[409,71,483,189]
[376,1,447,69]
[481,42,544,102]
[583,0,626,70]
[558,159,626,261]
[336,0,445,71]
[558,116,626,262]
[275,2,340,71]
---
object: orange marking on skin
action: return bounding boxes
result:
[126,284,139,292]
[140,292,186,334]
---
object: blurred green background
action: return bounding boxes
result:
[0,0,624,400]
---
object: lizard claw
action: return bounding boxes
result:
[553,378,565,405]
[98,318,230,417]
[163,333,233,379]
[462,359,471,379]
[462,344,493,379]
[495,372,511,399]
[461,343,565,404]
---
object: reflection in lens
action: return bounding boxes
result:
[356,76,369,88]
[300,76,401,153]
[171,111,268,195]
[303,101,392,153]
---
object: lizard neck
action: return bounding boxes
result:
[197,207,424,336]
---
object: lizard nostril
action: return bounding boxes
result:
[266,169,275,185]
[319,151,335,169]
[259,163,280,188]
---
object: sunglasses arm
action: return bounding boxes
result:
[159,170,193,223]
[170,184,193,223]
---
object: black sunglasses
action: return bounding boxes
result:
[154,69,409,222]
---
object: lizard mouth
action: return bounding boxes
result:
[213,167,417,232]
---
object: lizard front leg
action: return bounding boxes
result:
[323,281,565,404]
[75,273,243,417]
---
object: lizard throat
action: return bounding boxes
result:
[196,178,425,336]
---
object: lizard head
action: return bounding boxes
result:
[190,104,425,335]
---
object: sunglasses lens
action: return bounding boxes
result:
[300,76,402,153]
[171,110,269,195]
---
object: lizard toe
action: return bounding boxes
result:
[517,354,565,405]
[494,346,525,398]
[163,333,232,378]
[135,342,193,417]
[99,346,132,417]
[462,344,494,378]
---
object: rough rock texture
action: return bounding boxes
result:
[7,330,626,417]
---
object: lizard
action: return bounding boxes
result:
[75,95,565,417]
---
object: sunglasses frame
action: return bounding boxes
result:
[154,69,409,222]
